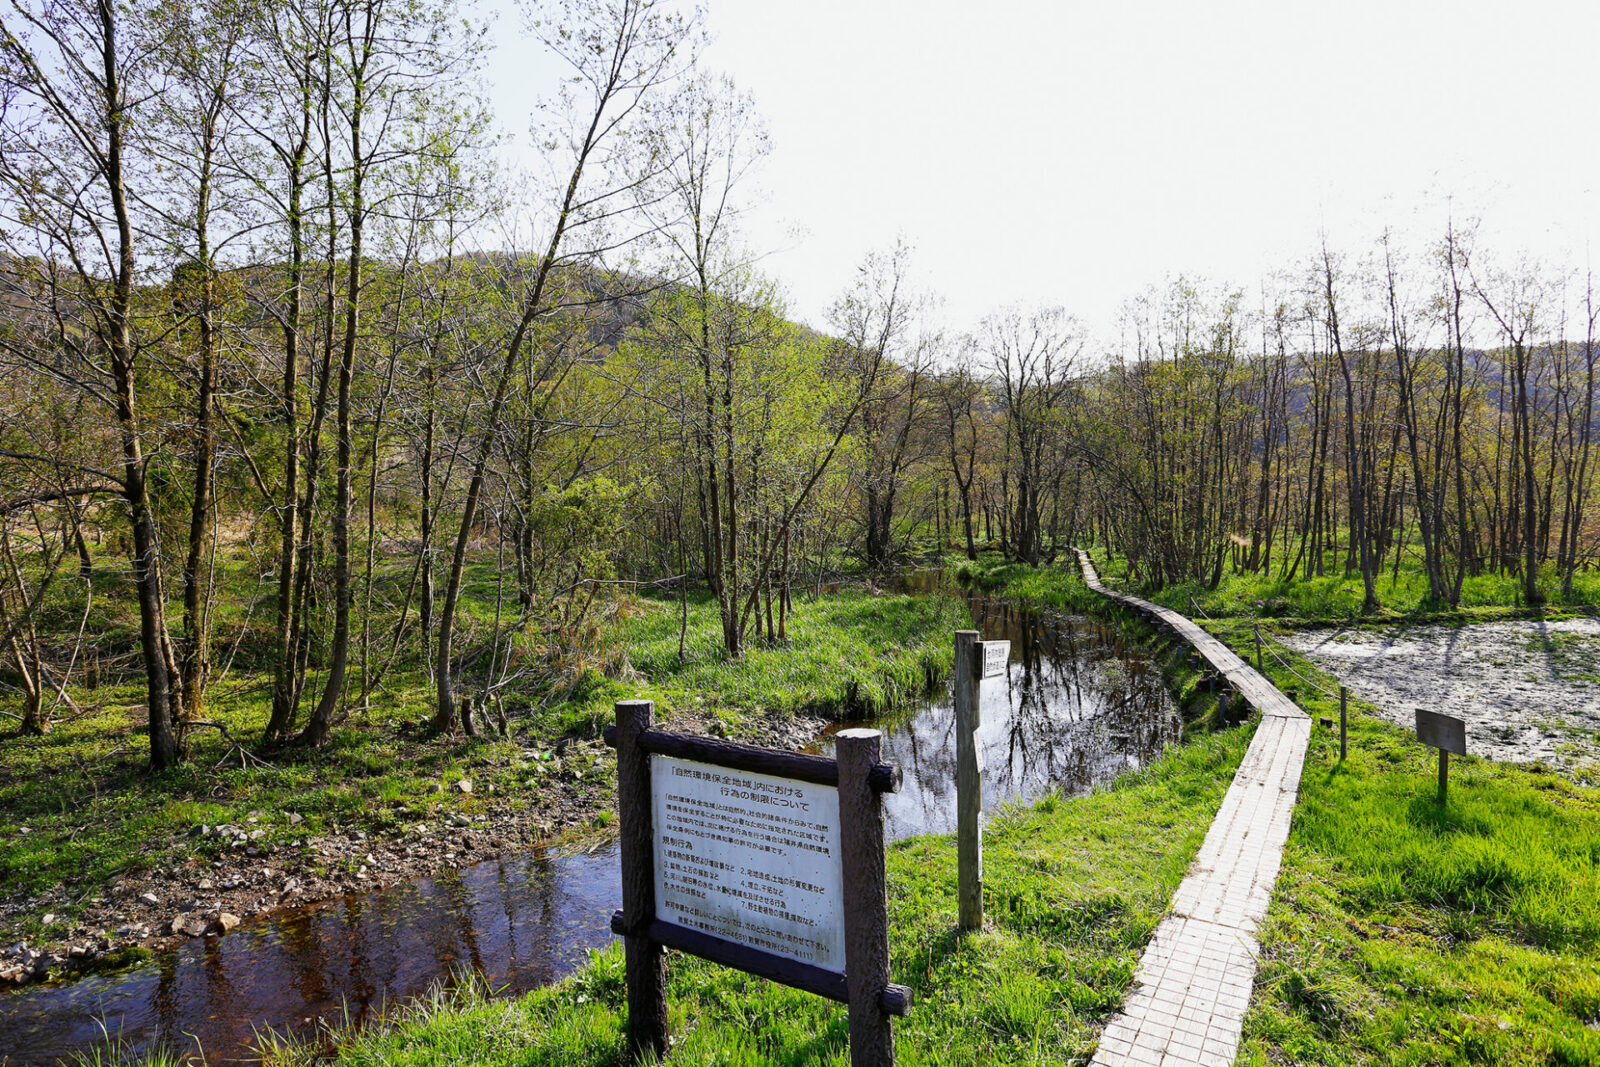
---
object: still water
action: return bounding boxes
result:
[827,600,1179,840]
[0,600,1177,1065]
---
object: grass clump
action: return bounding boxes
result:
[947,554,1103,614]
[604,587,968,725]
[256,728,1253,1067]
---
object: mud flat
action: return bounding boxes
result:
[1280,618,1600,780]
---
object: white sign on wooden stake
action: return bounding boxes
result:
[651,755,845,972]
[979,640,1010,679]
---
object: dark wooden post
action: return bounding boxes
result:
[838,728,893,1067]
[1339,685,1348,761]
[615,699,668,1061]
[1254,628,1263,672]
[1438,748,1449,803]
[952,630,982,931]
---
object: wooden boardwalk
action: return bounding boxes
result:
[1075,550,1310,1067]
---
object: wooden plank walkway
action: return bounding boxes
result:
[1075,550,1310,1067]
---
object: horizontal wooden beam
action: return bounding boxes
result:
[610,911,912,1016]
[603,724,901,794]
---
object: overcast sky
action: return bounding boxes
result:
[482,0,1600,342]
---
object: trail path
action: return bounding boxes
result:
[1075,551,1310,1067]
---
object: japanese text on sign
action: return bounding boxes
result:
[651,755,844,972]
[980,640,1010,679]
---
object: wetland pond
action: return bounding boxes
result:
[0,597,1178,1065]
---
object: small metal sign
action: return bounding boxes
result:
[1416,709,1466,803]
[978,640,1010,679]
[1415,709,1466,756]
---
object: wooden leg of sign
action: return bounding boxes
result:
[1438,749,1449,803]
[839,728,894,1067]
[615,700,668,1062]
[1339,686,1348,762]
[953,630,982,932]
[1254,629,1263,672]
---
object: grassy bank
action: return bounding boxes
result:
[260,727,1253,1067]
[946,556,1104,614]
[1233,636,1600,1066]
[0,586,964,945]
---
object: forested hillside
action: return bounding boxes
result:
[1,0,1596,774]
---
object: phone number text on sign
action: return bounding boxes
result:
[650,754,845,973]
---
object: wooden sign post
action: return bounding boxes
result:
[953,631,1008,932]
[1415,708,1466,802]
[608,700,910,1066]
[1339,686,1348,762]
[953,631,982,932]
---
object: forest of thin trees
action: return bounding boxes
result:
[1,0,1596,773]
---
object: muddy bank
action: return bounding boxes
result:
[1280,619,1600,780]
[0,711,825,989]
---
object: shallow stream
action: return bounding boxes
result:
[0,595,1177,1065]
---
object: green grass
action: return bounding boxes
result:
[557,588,969,734]
[1080,543,1600,626]
[0,670,522,908]
[984,553,1600,1063]
[1230,632,1600,1066]
[946,555,1104,614]
[254,728,1254,1067]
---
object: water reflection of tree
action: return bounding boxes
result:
[885,602,1180,836]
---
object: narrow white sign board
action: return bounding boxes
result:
[651,755,845,972]
[979,639,1011,679]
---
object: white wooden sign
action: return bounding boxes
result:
[651,755,845,972]
[979,639,1011,679]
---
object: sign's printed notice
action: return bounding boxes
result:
[651,755,845,973]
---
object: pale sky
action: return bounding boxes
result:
[481,0,1600,342]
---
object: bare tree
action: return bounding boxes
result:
[982,306,1082,566]
[0,0,180,767]
[433,0,696,727]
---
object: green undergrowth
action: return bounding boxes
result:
[1227,631,1600,1066]
[0,672,538,912]
[947,554,1104,614]
[250,728,1253,1067]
